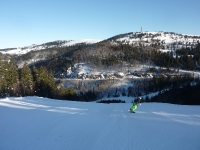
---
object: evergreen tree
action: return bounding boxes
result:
[34,66,56,98]
[4,59,19,96]
[19,63,34,96]
[0,57,7,97]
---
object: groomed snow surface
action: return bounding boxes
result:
[1,97,200,150]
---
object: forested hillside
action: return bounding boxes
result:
[0,32,200,104]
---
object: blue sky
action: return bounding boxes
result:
[0,0,200,49]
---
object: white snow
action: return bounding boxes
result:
[62,39,101,47]
[1,96,200,150]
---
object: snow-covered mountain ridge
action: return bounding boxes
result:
[108,31,200,51]
[1,31,200,56]
[0,39,101,55]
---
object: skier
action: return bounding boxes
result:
[130,97,141,113]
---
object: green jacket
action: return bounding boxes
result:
[131,102,138,111]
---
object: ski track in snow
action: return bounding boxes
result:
[0,97,200,150]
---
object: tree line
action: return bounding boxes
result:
[145,82,200,105]
[0,57,97,101]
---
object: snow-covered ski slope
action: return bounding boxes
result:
[0,97,200,150]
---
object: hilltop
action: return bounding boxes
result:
[1,31,200,56]
[108,31,200,49]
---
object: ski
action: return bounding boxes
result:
[128,110,135,113]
